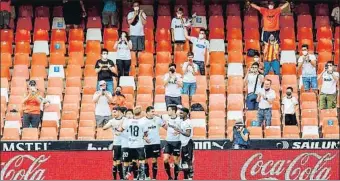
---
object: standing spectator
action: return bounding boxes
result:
[164,63,183,107]
[0,0,11,29]
[281,87,298,125]
[248,51,264,74]
[102,0,118,27]
[263,35,280,76]
[331,4,339,26]
[22,80,49,128]
[244,62,264,110]
[297,44,317,92]
[95,48,118,94]
[127,1,147,52]
[112,86,126,107]
[318,61,339,109]
[184,28,210,75]
[114,31,132,77]
[182,52,198,97]
[257,79,276,127]
[230,121,250,149]
[93,80,113,127]
[63,0,86,29]
[171,8,187,51]
[249,0,289,43]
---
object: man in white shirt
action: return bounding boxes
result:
[93,80,113,127]
[127,1,147,51]
[173,107,194,180]
[184,28,210,75]
[256,79,276,126]
[182,52,199,97]
[171,7,187,51]
[164,63,183,107]
[244,62,264,110]
[143,106,167,180]
[297,44,318,92]
[281,87,298,125]
[163,105,182,180]
[103,107,125,180]
[318,61,339,109]
[331,5,339,25]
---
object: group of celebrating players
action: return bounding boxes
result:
[103,104,194,180]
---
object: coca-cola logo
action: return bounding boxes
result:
[1,155,50,180]
[241,153,336,180]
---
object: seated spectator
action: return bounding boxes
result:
[164,63,183,107]
[95,48,118,94]
[112,86,126,107]
[231,121,250,149]
[182,52,199,97]
[249,0,289,43]
[102,0,118,27]
[0,0,11,29]
[114,31,132,77]
[257,79,276,127]
[63,0,86,29]
[244,62,264,110]
[127,1,147,52]
[331,4,339,26]
[93,80,113,127]
[22,80,49,128]
[297,44,317,92]
[171,7,187,51]
[263,35,280,76]
[318,61,339,110]
[281,87,298,126]
[184,28,210,75]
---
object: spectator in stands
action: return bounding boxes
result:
[127,1,147,52]
[164,63,183,107]
[231,121,250,149]
[249,0,290,43]
[93,80,113,127]
[244,62,264,110]
[114,31,132,77]
[263,35,280,76]
[171,7,187,51]
[318,61,339,109]
[0,0,11,29]
[112,86,126,107]
[184,28,210,75]
[95,48,118,94]
[257,79,276,127]
[182,52,198,97]
[281,87,298,125]
[22,80,49,128]
[63,0,86,29]
[102,0,118,27]
[331,4,339,26]
[297,44,317,92]
[251,51,264,74]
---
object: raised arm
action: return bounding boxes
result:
[280,2,290,10]
[250,3,261,11]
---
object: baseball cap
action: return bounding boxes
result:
[99,80,106,86]
[187,52,194,57]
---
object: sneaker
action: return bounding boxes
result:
[168,177,173,180]
[145,177,151,180]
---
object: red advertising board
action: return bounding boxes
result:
[1,150,339,180]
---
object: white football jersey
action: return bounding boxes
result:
[180,119,193,146]
[144,116,165,145]
[122,118,148,148]
[106,117,125,146]
[166,116,182,142]
[120,119,130,148]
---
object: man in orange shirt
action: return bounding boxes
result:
[0,0,11,29]
[249,0,290,44]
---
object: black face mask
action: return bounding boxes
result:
[265,88,270,91]
[286,92,292,97]
[116,91,121,95]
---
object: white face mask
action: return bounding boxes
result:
[134,7,139,11]
[198,34,204,39]
[102,54,108,60]
[177,13,182,18]
[254,57,259,62]
[268,5,274,9]
[302,50,308,55]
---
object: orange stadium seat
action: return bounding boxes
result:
[191,94,207,110]
[1,53,12,67]
[226,28,242,40]
[283,126,300,138]
[144,40,155,53]
[14,53,29,66]
[209,94,226,111]
[280,15,294,28]
[209,64,225,76]
[208,126,225,139]
[1,66,10,80]
[96,128,113,140]
[103,28,118,41]
[297,27,313,41]
[40,127,58,140]
[66,65,82,79]
[156,52,171,64]
[144,28,154,41]
[226,16,242,29]
[78,127,95,140]
[68,41,84,54]
[227,39,243,52]
[243,16,259,29]
[264,127,281,138]
[21,128,39,140]
[50,41,66,54]
[2,128,20,140]
[209,28,225,39]
[227,94,244,111]
[32,53,48,67]
[157,16,171,29]
[33,29,49,41]
[51,29,67,42]
[13,65,29,80]
[34,17,50,31]
[59,128,76,140]
[244,28,260,40]
[317,26,332,40]
[244,39,260,52]
[228,50,243,63]
[86,40,101,55]
[174,51,188,66]
[50,52,66,66]
[1,41,13,54]
[317,38,333,52]
[315,16,330,29]
[104,40,117,52]
[281,39,296,51]
[156,40,172,52]
[155,64,169,76]
[226,3,240,16]
[297,15,312,28]
[61,119,78,132]
[323,126,340,139]
[15,42,31,54]
[209,16,224,29]
[282,64,297,75]
[247,127,263,138]
[192,127,206,139]
[138,52,154,65]
[155,28,170,42]
[15,29,31,42]
[31,65,47,79]
[0,29,14,43]
[68,28,84,42]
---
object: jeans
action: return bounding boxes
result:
[193,60,205,75]
[116,59,131,77]
[302,76,318,91]
[182,82,197,96]
[257,108,272,126]
[23,113,41,128]
[233,144,248,149]
[264,60,280,76]
[165,96,182,107]
[319,94,337,109]
[97,80,114,94]
[0,11,10,28]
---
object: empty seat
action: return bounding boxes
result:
[59,128,76,140]
[15,42,31,54]
[21,128,39,140]
[96,128,113,140]
[78,127,95,140]
[87,16,102,29]
[86,28,102,42]
[283,126,300,138]
[40,127,58,140]
[2,128,20,140]
[34,17,50,31]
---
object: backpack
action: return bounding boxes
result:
[191,103,204,111]
[247,49,258,57]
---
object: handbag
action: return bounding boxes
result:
[247,74,260,102]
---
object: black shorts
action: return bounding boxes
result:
[122,147,131,162]
[130,36,145,51]
[174,40,186,44]
[181,139,194,163]
[145,144,161,159]
[285,114,297,126]
[262,30,280,43]
[163,141,181,156]
[129,147,146,161]
[113,145,122,161]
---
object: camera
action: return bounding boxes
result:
[28,80,36,87]
[169,68,175,74]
